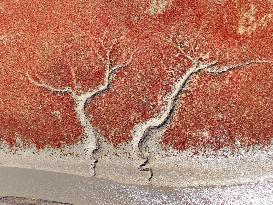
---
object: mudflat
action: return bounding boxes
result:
[0,166,273,205]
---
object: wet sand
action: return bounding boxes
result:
[0,166,273,205]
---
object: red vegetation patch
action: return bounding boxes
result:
[162,64,273,151]
[0,0,272,151]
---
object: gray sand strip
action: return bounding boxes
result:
[1,167,273,205]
